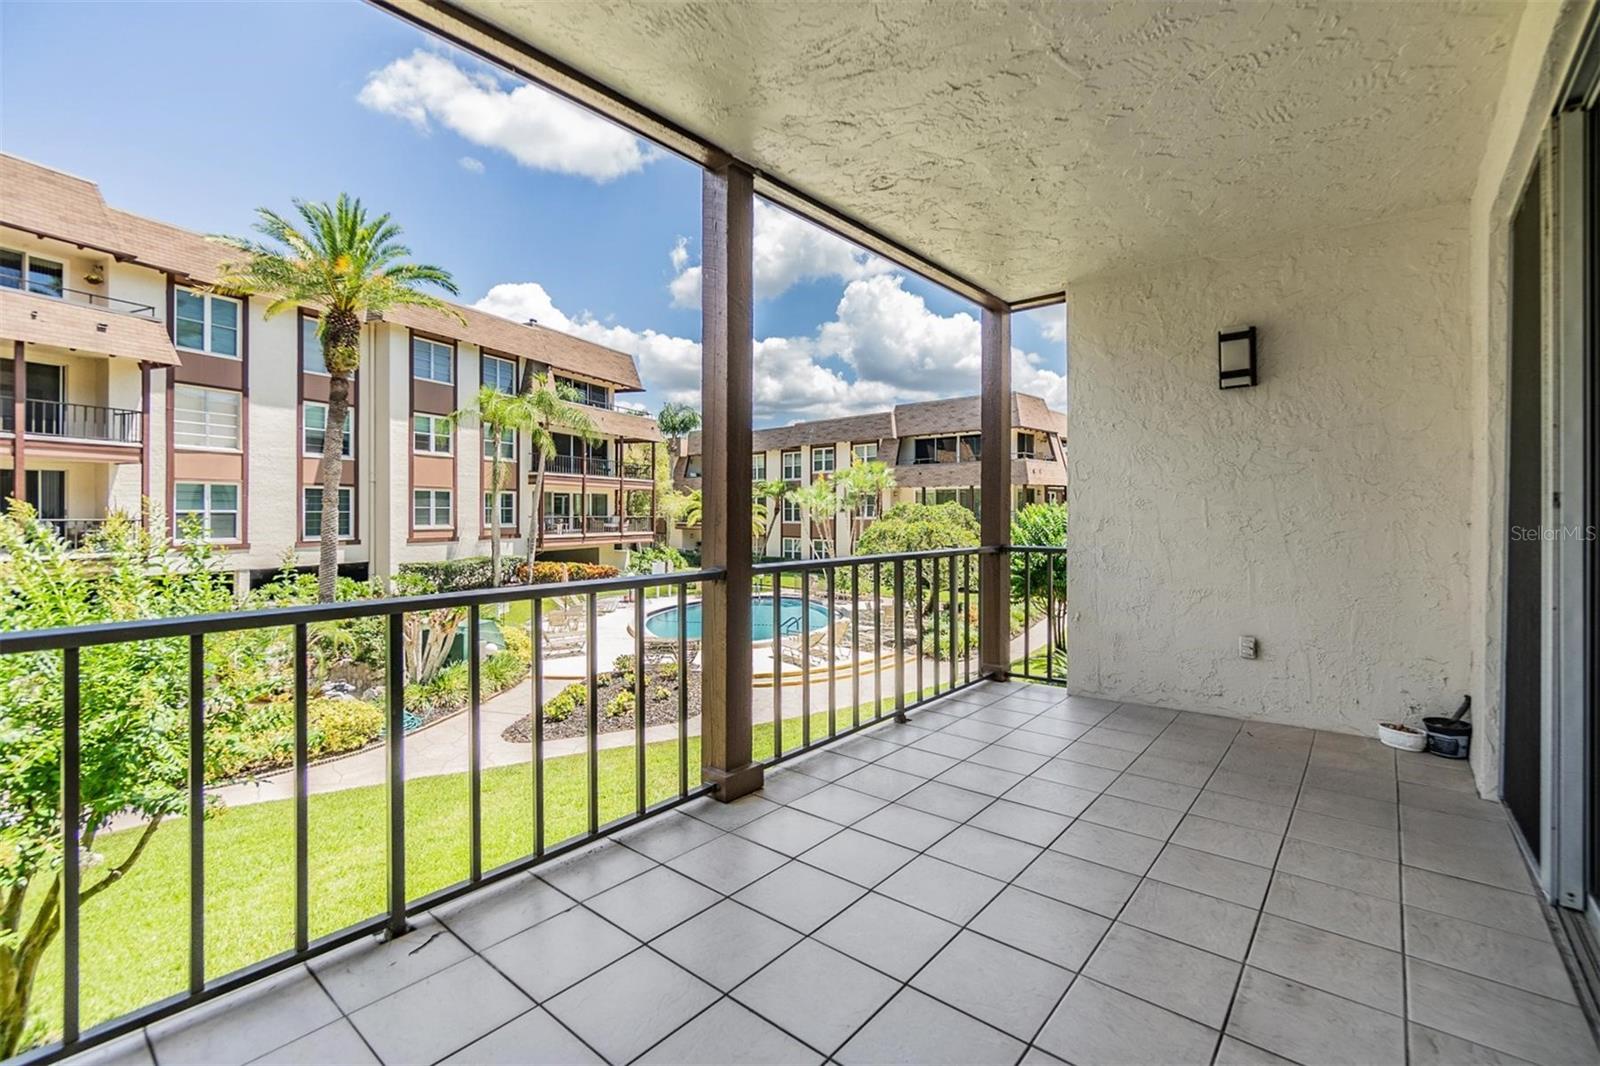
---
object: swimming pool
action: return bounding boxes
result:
[642,595,831,641]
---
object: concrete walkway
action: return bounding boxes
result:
[210,625,1050,810]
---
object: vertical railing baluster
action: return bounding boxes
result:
[634,594,646,815]
[385,612,406,939]
[771,582,782,759]
[874,561,883,719]
[914,559,924,703]
[1023,550,1032,678]
[826,566,836,739]
[1046,548,1055,680]
[467,604,482,882]
[962,554,972,685]
[586,592,599,835]
[188,634,205,994]
[532,597,544,857]
[676,582,688,797]
[940,550,953,685]
[893,558,906,721]
[851,562,860,730]
[800,569,811,750]
[61,647,81,1046]
[293,624,309,953]
[931,557,941,695]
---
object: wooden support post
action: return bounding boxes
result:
[979,306,1012,677]
[699,160,761,800]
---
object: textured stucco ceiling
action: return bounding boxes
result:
[452,0,1522,301]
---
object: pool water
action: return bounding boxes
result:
[643,595,831,641]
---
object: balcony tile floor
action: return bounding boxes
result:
[68,681,1598,1066]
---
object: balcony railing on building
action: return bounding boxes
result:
[0,400,142,444]
[2,276,158,318]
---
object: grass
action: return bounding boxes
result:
[1010,646,1068,683]
[21,682,954,1046]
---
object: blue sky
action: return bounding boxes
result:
[0,1,1064,426]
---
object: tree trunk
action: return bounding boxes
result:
[316,371,350,603]
[487,430,503,586]
[527,447,547,573]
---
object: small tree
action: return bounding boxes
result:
[0,507,236,1056]
[1010,501,1067,646]
[788,476,842,558]
[523,374,600,570]
[833,460,896,543]
[856,500,980,616]
[214,195,461,602]
[450,386,534,586]
[656,402,701,469]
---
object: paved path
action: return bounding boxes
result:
[211,622,1053,810]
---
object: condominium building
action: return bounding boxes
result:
[672,392,1067,559]
[0,154,663,586]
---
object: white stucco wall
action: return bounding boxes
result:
[1065,205,1475,736]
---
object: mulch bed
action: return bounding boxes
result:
[502,663,702,742]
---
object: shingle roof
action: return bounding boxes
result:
[0,154,645,391]
[0,287,182,367]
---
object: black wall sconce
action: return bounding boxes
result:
[1218,327,1257,389]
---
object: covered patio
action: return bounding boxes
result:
[78,680,1593,1065]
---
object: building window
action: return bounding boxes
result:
[857,494,878,518]
[961,434,982,460]
[301,316,331,375]
[555,375,609,408]
[172,385,241,450]
[483,427,516,461]
[413,489,452,529]
[413,413,452,454]
[781,450,802,481]
[812,446,835,475]
[781,537,802,560]
[174,288,240,357]
[852,441,878,463]
[302,486,353,540]
[482,353,517,393]
[782,497,801,523]
[751,453,767,480]
[812,539,830,558]
[174,482,239,541]
[484,491,516,527]
[1015,431,1035,459]
[303,402,353,458]
[412,336,454,383]
[0,247,65,298]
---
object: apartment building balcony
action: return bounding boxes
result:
[1,400,142,447]
[2,278,158,319]
[541,513,655,540]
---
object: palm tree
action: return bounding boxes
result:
[524,374,600,571]
[214,195,460,601]
[450,386,532,586]
[656,402,701,471]
[753,478,790,553]
[836,459,897,550]
[789,475,843,558]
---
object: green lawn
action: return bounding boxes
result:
[23,685,947,1046]
[1009,647,1068,683]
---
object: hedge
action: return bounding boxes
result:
[398,556,621,592]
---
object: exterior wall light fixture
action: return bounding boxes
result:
[1218,326,1257,389]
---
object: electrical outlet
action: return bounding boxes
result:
[1238,636,1258,659]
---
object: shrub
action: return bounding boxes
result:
[482,651,526,693]
[308,697,383,758]
[612,653,637,675]
[500,626,532,665]
[408,662,469,714]
[510,560,622,585]
[626,544,687,574]
[542,681,587,722]
[651,686,673,703]
[397,556,495,592]
[605,689,635,718]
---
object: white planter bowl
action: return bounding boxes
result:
[1377,722,1427,752]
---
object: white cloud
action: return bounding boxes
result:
[1034,304,1066,343]
[458,156,485,174]
[668,201,894,308]
[473,272,1065,426]
[359,50,658,182]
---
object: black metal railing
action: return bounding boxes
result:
[543,455,619,477]
[1,400,142,444]
[751,546,993,764]
[621,461,653,479]
[0,567,719,1063]
[1008,545,1067,684]
[621,515,653,533]
[1,279,157,318]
